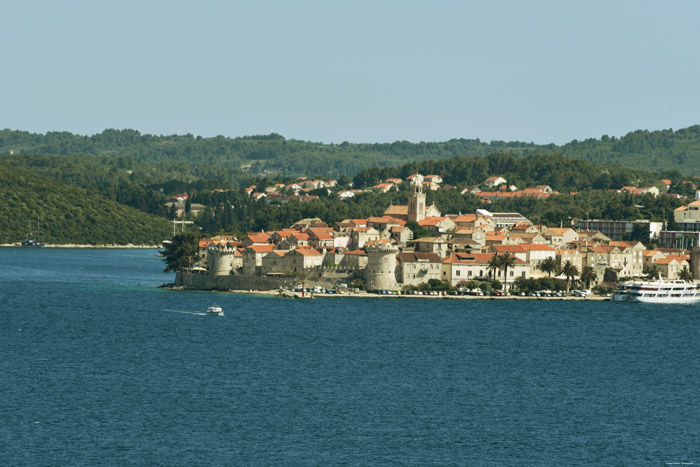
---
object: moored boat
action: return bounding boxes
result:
[612,278,700,304]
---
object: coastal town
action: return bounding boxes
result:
[172,173,700,295]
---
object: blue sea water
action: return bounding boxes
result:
[1,248,699,466]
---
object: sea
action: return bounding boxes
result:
[1,248,699,466]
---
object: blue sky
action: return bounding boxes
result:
[2,0,698,145]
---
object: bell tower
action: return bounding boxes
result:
[408,181,426,222]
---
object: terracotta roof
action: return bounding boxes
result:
[384,205,408,215]
[451,214,477,223]
[547,227,573,235]
[418,216,448,226]
[588,246,615,254]
[292,247,322,256]
[492,245,526,253]
[246,232,270,243]
[247,244,275,253]
[518,243,556,251]
[654,258,676,265]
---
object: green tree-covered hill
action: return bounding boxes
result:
[0,163,171,244]
[2,125,699,178]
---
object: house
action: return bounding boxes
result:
[421,181,441,191]
[242,232,271,248]
[543,227,578,246]
[643,250,666,270]
[242,244,275,276]
[372,183,394,193]
[396,252,442,286]
[390,225,413,245]
[654,257,688,279]
[417,216,456,236]
[306,228,335,249]
[284,247,323,273]
[424,175,443,184]
[518,243,557,276]
[460,185,481,195]
[385,178,403,186]
[508,232,547,244]
[350,227,380,249]
[484,176,507,187]
[164,202,186,218]
[674,200,700,224]
[261,250,287,276]
[441,252,529,286]
[620,186,660,196]
[556,248,584,274]
[343,249,369,270]
[337,190,356,199]
[406,174,424,185]
[413,237,449,258]
[189,203,207,217]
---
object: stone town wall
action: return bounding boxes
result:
[173,270,356,291]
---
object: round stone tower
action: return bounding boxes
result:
[207,243,236,277]
[691,246,700,280]
[365,243,399,291]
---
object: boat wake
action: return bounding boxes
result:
[162,309,208,316]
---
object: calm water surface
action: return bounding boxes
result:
[1,248,699,466]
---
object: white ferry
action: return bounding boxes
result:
[611,278,700,304]
[206,305,224,316]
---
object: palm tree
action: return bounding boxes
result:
[487,254,501,281]
[539,257,558,278]
[562,260,579,292]
[499,252,517,295]
[678,265,693,283]
[645,264,661,280]
[580,266,597,291]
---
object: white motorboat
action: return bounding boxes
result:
[206,305,224,316]
[611,278,700,304]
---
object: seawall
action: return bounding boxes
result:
[173,270,354,291]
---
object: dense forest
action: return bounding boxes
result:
[351,152,686,192]
[0,164,171,244]
[2,125,700,179]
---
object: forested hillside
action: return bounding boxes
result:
[0,164,171,244]
[2,125,699,178]
[352,152,681,192]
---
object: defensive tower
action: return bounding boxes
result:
[365,243,399,291]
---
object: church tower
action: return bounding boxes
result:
[408,181,426,222]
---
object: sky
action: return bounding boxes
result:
[2,0,699,145]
